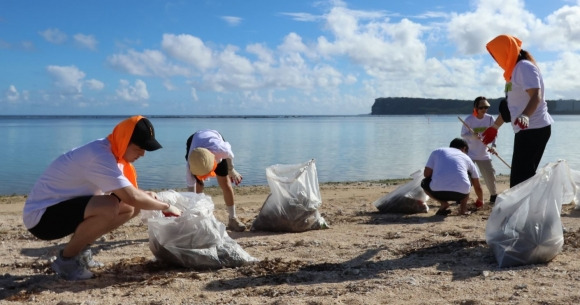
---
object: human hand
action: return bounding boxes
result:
[162,204,181,217]
[475,199,484,208]
[487,146,497,155]
[515,114,529,129]
[228,168,243,185]
[145,191,158,200]
[481,127,498,145]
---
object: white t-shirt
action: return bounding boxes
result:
[185,129,235,187]
[23,138,132,229]
[508,60,554,133]
[425,147,480,194]
[461,114,495,161]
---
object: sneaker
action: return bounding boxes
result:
[227,217,247,232]
[490,195,497,204]
[80,247,104,268]
[52,250,94,280]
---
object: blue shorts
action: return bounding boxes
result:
[28,196,91,240]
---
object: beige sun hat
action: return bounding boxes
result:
[188,147,217,177]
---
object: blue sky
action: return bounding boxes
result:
[2,0,580,115]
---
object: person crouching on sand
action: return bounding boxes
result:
[23,116,181,281]
[421,138,484,216]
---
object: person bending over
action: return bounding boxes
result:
[185,129,246,232]
[421,138,484,216]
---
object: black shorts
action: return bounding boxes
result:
[195,159,228,185]
[421,177,468,202]
[28,196,91,240]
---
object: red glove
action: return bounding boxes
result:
[475,199,484,208]
[481,127,498,145]
[515,114,529,129]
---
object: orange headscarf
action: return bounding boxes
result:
[106,115,143,188]
[486,34,522,82]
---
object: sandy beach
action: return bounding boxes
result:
[2,175,580,305]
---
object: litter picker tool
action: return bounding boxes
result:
[457,116,511,169]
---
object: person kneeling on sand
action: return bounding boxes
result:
[421,138,484,216]
[23,116,181,281]
[185,129,246,232]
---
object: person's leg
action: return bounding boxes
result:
[510,126,551,187]
[475,160,497,198]
[62,196,136,258]
[457,194,470,215]
[215,159,245,231]
[421,178,450,214]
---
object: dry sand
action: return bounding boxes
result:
[2,176,580,305]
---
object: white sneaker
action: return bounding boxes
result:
[52,250,94,280]
[80,247,104,268]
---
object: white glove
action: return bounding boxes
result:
[162,204,181,217]
[515,114,529,129]
[226,158,243,185]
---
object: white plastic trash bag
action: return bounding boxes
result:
[143,190,258,269]
[251,159,328,232]
[486,160,576,268]
[372,170,429,214]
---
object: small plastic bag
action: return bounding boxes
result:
[144,190,258,269]
[251,159,328,232]
[372,170,429,214]
[486,160,576,268]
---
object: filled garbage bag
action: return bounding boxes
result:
[372,170,429,214]
[486,160,576,267]
[142,190,258,269]
[251,159,328,232]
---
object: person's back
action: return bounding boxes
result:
[426,147,474,194]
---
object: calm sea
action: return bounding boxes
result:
[1,115,578,196]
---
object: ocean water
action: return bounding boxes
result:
[1,115,578,195]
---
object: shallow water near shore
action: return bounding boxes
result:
[1,114,578,195]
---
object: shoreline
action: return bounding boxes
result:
[0,174,511,199]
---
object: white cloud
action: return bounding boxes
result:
[116,79,150,102]
[163,80,177,91]
[5,85,19,102]
[534,5,580,51]
[191,87,199,101]
[46,65,86,94]
[221,16,242,26]
[39,28,67,44]
[85,79,104,90]
[74,34,98,51]
[107,49,190,77]
[280,12,323,22]
[161,34,214,70]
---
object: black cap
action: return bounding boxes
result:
[130,118,162,151]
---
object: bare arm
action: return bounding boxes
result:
[471,178,483,202]
[522,88,541,117]
[112,185,170,211]
[423,167,433,178]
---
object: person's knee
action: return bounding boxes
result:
[87,197,124,221]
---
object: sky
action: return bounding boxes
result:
[2,0,580,116]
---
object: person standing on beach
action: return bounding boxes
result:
[421,138,484,215]
[23,116,181,281]
[461,96,498,204]
[481,34,553,188]
[185,129,246,232]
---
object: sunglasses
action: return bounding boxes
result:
[478,106,490,110]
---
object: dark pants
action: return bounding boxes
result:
[510,125,551,188]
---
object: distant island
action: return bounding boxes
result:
[371,97,580,115]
